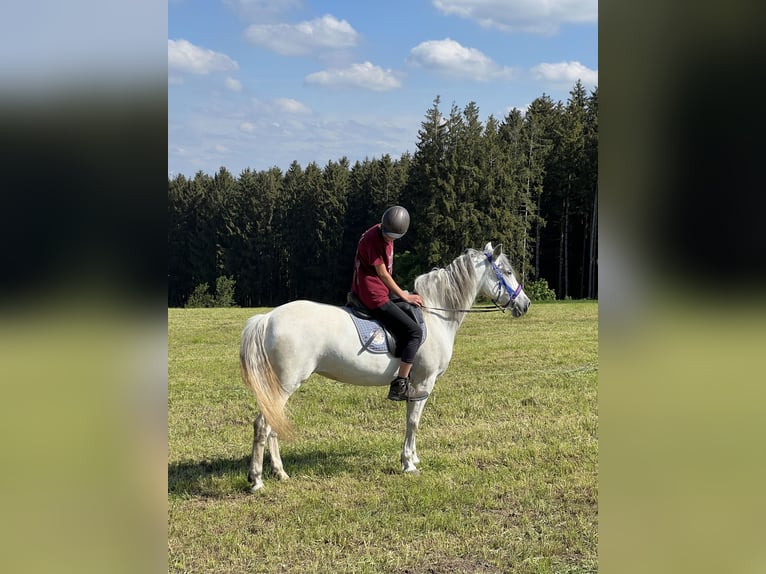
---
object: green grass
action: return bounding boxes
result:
[169,301,598,573]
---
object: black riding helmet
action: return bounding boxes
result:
[381,205,410,239]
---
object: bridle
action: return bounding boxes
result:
[485,252,522,310]
[422,252,523,314]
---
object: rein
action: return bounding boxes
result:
[422,305,504,314]
[421,252,523,314]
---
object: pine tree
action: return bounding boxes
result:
[405,96,449,268]
[484,113,528,279]
[560,80,589,299]
[233,166,282,305]
[186,171,218,298]
[516,96,557,282]
[319,157,350,302]
[212,166,239,283]
[168,173,193,306]
[277,161,305,301]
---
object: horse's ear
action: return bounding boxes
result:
[492,243,503,259]
[484,242,493,254]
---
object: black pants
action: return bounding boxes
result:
[370,300,422,364]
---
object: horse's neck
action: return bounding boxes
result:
[416,253,481,327]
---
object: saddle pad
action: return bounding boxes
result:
[342,306,427,355]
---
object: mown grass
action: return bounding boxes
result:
[168,301,597,573]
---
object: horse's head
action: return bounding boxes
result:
[477,243,531,318]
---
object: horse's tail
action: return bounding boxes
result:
[240,313,293,439]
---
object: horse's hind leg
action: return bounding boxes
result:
[247,413,269,492]
[267,432,289,481]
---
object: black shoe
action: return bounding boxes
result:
[387,376,429,402]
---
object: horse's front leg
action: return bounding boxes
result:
[401,398,428,473]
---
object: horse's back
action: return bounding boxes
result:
[266,299,347,330]
[262,299,355,358]
[257,300,397,387]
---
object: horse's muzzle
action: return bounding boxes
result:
[511,299,531,317]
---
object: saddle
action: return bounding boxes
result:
[344,292,427,356]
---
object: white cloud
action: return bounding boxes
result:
[239,122,256,133]
[275,98,312,114]
[225,77,242,91]
[433,0,597,34]
[249,96,312,114]
[168,39,239,74]
[244,14,359,55]
[305,62,402,91]
[407,38,515,81]
[531,61,598,86]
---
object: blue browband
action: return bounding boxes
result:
[485,252,522,310]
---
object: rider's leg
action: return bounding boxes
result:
[371,301,427,401]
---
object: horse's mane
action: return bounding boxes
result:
[414,249,482,319]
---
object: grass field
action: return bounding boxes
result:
[168,301,598,573]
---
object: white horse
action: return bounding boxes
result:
[240,242,531,491]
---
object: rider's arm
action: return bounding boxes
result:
[374,263,422,307]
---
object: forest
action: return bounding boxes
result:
[168,81,597,307]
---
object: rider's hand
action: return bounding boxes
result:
[406,293,423,307]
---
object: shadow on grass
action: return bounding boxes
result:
[168,445,367,497]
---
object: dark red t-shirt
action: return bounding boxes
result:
[352,223,393,309]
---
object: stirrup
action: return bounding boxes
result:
[387,377,428,402]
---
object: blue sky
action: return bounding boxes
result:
[168,0,597,177]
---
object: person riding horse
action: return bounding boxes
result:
[241,239,530,488]
[351,206,429,402]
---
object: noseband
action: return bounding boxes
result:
[485,252,522,311]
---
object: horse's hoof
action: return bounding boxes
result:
[250,480,265,493]
[273,470,290,481]
[403,467,420,476]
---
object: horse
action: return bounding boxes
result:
[239,242,531,491]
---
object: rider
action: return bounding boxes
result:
[351,206,429,402]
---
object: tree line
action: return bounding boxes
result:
[168,81,597,307]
